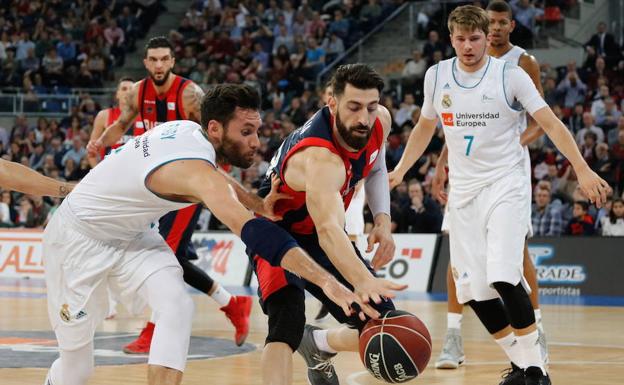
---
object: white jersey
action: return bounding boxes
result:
[67,120,216,241]
[422,56,546,207]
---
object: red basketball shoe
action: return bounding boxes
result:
[123,321,154,354]
[221,296,252,346]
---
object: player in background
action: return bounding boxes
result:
[43,84,375,385]
[87,77,145,167]
[428,0,549,371]
[87,37,252,352]
[254,64,405,385]
[0,159,73,197]
[389,6,609,385]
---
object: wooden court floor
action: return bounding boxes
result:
[1,291,624,385]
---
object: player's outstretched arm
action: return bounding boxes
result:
[532,107,611,207]
[0,159,73,197]
[87,83,139,157]
[148,159,381,318]
[388,116,438,189]
[301,147,407,304]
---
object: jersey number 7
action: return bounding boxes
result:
[463,135,475,156]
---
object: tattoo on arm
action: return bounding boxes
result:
[184,84,204,123]
[118,87,139,127]
[59,183,69,197]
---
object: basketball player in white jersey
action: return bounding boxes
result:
[0,159,73,197]
[42,84,381,385]
[389,6,609,385]
[425,1,549,372]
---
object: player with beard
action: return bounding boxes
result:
[43,84,375,385]
[252,64,406,385]
[87,37,253,353]
[409,1,550,374]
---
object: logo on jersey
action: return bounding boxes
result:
[167,102,176,110]
[369,149,379,164]
[59,304,71,322]
[443,83,451,90]
[441,113,454,126]
[442,94,452,109]
[481,94,495,103]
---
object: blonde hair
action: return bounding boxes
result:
[447,5,489,36]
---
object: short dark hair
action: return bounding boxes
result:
[200,84,260,130]
[144,36,174,58]
[119,76,134,83]
[331,64,384,97]
[574,200,589,212]
[486,0,514,20]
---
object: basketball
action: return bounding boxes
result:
[359,310,432,383]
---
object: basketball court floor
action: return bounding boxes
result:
[1,279,623,385]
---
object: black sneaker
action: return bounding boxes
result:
[525,366,551,385]
[499,362,524,385]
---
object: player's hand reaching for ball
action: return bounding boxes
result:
[354,276,407,308]
[320,279,381,321]
[576,165,611,208]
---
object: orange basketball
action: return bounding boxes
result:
[359,310,432,383]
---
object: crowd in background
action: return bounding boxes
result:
[0,0,163,90]
[0,0,623,236]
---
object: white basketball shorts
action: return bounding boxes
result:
[447,166,531,304]
[43,204,181,350]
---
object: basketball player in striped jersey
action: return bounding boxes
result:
[389,6,609,385]
[426,1,549,374]
[87,37,252,352]
[0,159,73,197]
[87,77,144,167]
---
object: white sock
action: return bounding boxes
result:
[447,312,462,330]
[212,284,233,307]
[517,330,546,374]
[534,309,542,324]
[312,329,337,354]
[495,332,524,368]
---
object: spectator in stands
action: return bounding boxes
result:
[15,32,35,62]
[565,201,595,235]
[576,112,605,145]
[564,103,585,135]
[395,93,418,128]
[15,197,32,227]
[532,186,563,236]
[0,190,13,227]
[308,11,326,38]
[304,36,325,79]
[593,142,614,185]
[29,143,45,171]
[360,0,383,30]
[41,47,64,86]
[56,33,77,66]
[601,198,624,236]
[398,179,442,233]
[510,0,543,46]
[557,66,587,109]
[61,137,85,168]
[27,194,51,228]
[322,32,344,63]
[328,9,349,41]
[273,25,295,54]
[423,30,447,65]
[104,20,126,66]
[19,48,40,74]
[596,97,621,131]
[585,21,620,67]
